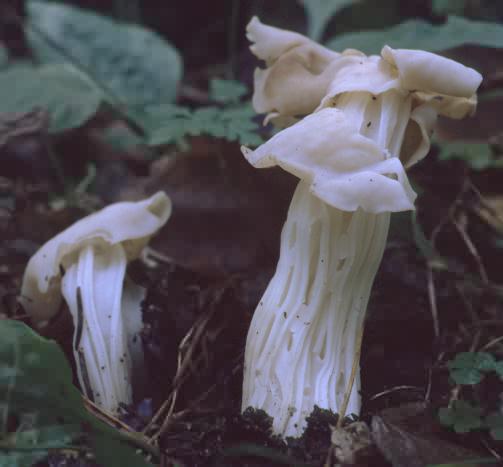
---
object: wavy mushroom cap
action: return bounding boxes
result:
[20,192,171,323]
[247,16,343,119]
[246,18,482,169]
[242,108,416,213]
[320,46,481,118]
[247,17,482,122]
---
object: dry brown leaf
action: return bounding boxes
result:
[330,421,375,465]
[118,137,296,276]
[473,195,503,235]
[371,402,496,467]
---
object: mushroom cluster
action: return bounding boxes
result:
[21,192,171,414]
[241,17,482,437]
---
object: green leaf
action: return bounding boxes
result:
[449,352,496,372]
[143,104,192,148]
[485,412,503,441]
[0,63,104,132]
[91,433,152,467]
[327,16,503,54]
[0,46,8,69]
[492,361,503,379]
[145,103,263,147]
[449,368,484,385]
[447,352,496,385]
[438,400,483,433]
[27,0,182,108]
[432,0,466,16]
[0,451,47,467]
[298,0,359,41]
[437,141,501,171]
[0,320,154,467]
[209,78,248,104]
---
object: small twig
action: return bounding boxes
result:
[457,322,475,342]
[142,398,168,436]
[426,350,447,403]
[479,335,503,352]
[427,267,440,338]
[369,385,423,402]
[140,246,175,268]
[467,327,482,353]
[424,364,433,403]
[84,397,135,433]
[141,326,196,437]
[337,322,364,429]
[156,384,222,443]
[455,282,480,324]
[481,438,502,461]
[83,397,160,460]
[424,178,475,340]
[145,279,236,444]
[161,326,198,432]
[145,293,221,440]
[451,213,489,284]
[149,309,218,442]
[425,205,452,340]
[469,180,503,222]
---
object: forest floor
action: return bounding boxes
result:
[2,131,503,466]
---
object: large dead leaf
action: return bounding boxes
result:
[371,403,497,467]
[330,421,375,465]
[119,137,296,276]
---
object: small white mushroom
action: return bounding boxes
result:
[241,18,482,437]
[20,192,171,413]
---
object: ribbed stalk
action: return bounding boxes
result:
[243,181,389,436]
[242,90,411,437]
[61,243,133,413]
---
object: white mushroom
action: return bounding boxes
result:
[241,18,481,437]
[20,192,171,413]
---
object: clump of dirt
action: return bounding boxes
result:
[157,406,379,467]
[160,408,285,466]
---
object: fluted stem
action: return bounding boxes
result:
[242,180,389,436]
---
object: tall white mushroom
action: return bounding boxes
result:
[241,18,482,437]
[20,192,171,414]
